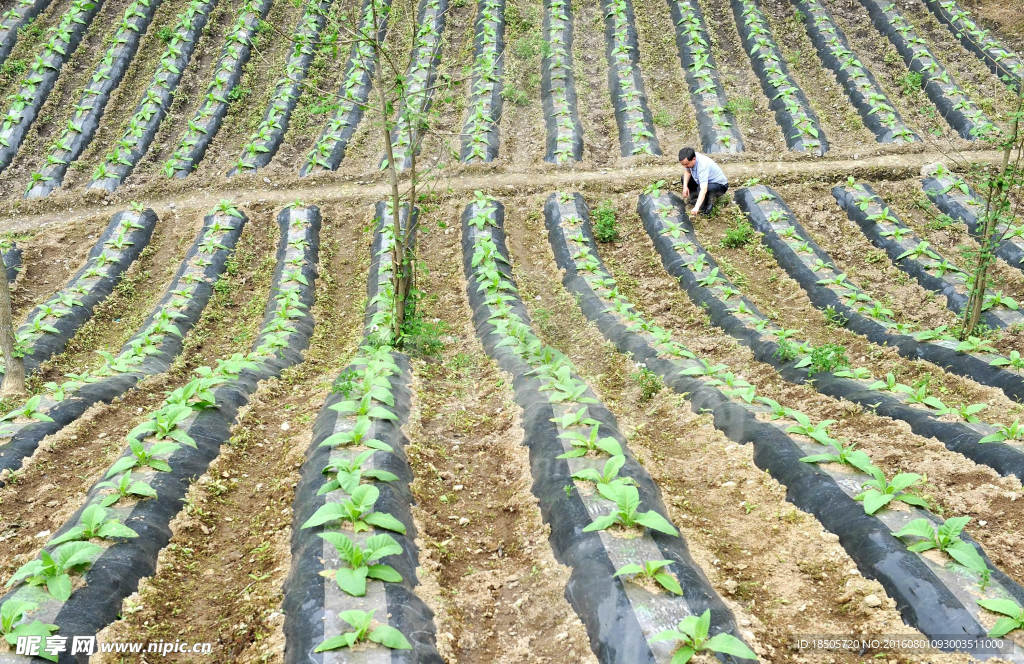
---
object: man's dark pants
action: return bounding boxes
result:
[686,182,729,213]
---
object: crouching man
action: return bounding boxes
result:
[679,147,729,216]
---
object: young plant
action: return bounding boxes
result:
[800,439,875,474]
[314,609,412,653]
[571,454,634,487]
[300,484,406,534]
[979,419,1024,444]
[613,559,683,595]
[1,395,53,423]
[106,437,179,477]
[976,599,1024,638]
[127,404,196,447]
[991,350,1024,373]
[786,411,836,445]
[321,449,399,494]
[650,609,757,664]
[320,416,393,452]
[854,466,930,515]
[319,532,403,597]
[954,402,988,423]
[0,599,58,655]
[50,504,139,545]
[892,516,986,573]
[558,423,623,458]
[6,542,103,600]
[95,472,157,506]
[582,482,678,536]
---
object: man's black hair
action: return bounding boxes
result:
[678,147,696,162]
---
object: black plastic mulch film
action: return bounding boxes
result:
[0,205,320,664]
[462,195,748,664]
[665,0,744,154]
[922,166,1024,274]
[832,181,1024,330]
[624,190,1024,659]
[921,0,1024,91]
[856,0,993,140]
[10,210,157,380]
[730,0,826,155]
[0,0,54,66]
[3,245,22,284]
[790,0,917,144]
[600,0,660,157]
[734,185,1024,481]
[229,0,332,176]
[541,0,583,163]
[0,208,246,483]
[0,0,106,174]
[166,0,275,178]
[284,202,442,663]
[381,0,447,172]
[299,0,391,176]
[459,0,505,163]
[24,0,166,199]
[86,0,219,193]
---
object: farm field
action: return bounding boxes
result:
[0,0,1023,659]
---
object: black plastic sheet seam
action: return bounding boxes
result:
[0,205,320,664]
[166,0,274,178]
[0,208,247,483]
[541,0,583,163]
[299,0,391,177]
[24,0,166,199]
[5,209,157,381]
[856,0,994,140]
[462,195,750,664]
[381,0,447,172]
[790,0,917,144]
[0,0,106,174]
[0,0,55,66]
[599,0,660,157]
[832,180,1024,329]
[921,0,1023,91]
[635,190,1024,658]
[86,0,218,193]
[730,0,827,155]
[284,203,442,664]
[229,0,331,176]
[921,165,1024,275]
[458,0,505,163]
[734,185,1024,482]
[3,244,22,284]
[665,0,744,154]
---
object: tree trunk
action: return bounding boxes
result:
[0,257,24,397]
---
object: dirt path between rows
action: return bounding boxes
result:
[0,149,1003,233]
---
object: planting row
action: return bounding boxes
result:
[553,188,1024,659]
[922,0,1023,91]
[791,0,916,144]
[86,0,217,193]
[0,0,105,174]
[665,0,743,153]
[0,203,245,485]
[734,185,1024,482]
[382,0,447,172]
[540,0,583,163]
[459,0,505,163]
[163,0,274,179]
[463,193,754,663]
[284,202,443,662]
[857,0,992,139]
[25,0,165,199]
[731,0,826,154]
[299,0,390,176]
[0,203,320,662]
[599,0,659,156]
[0,0,54,66]
[6,208,156,381]
[230,0,332,176]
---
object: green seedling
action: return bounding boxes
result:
[301,484,406,534]
[95,472,157,506]
[321,449,399,494]
[106,437,178,477]
[785,410,836,445]
[571,454,634,487]
[332,391,397,420]
[954,403,988,423]
[892,516,986,573]
[0,600,58,659]
[6,542,102,601]
[50,504,139,545]
[314,609,411,653]
[991,350,1024,373]
[866,373,914,394]
[904,385,947,411]
[320,416,393,452]
[128,404,196,447]
[833,367,872,380]
[650,609,757,664]
[800,439,874,474]
[754,396,787,420]
[320,532,403,597]
[979,419,1024,444]
[854,466,930,515]
[1,395,53,423]
[583,482,678,536]
[613,559,683,595]
[551,406,598,429]
[680,359,728,377]
[557,423,623,458]
[956,336,998,354]
[975,599,1024,638]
